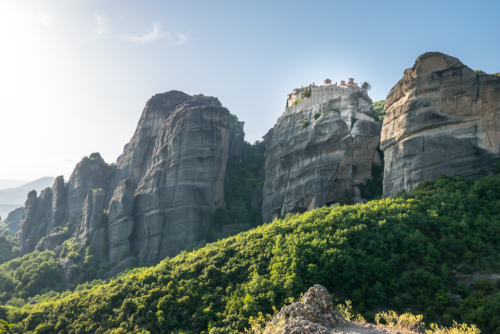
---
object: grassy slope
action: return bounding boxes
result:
[3,175,500,334]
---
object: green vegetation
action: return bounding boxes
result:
[301,120,310,130]
[0,251,61,305]
[0,235,19,266]
[291,98,302,107]
[475,69,486,82]
[208,135,265,242]
[4,174,500,333]
[494,73,500,79]
[359,160,384,200]
[361,81,371,90]
[314,113,321,120]
[0,319,12,334]
[302,86,311,98]
[373,100,386,122]
[331,107,340,114]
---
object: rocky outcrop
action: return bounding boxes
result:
[16,189,52,255]
[262,87,381,222]
[73,189,106,254]
[381,52,500,197]
[66,153,113,232]
[267,285,411,334]
[5,207,23,232]
[108,91,193,193]
[133,95,230,264]
[107,179,134,263]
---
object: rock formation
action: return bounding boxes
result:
[107,179,134,263]
[381,52,500,197]
[132,96,230,264]
[267,285,403,334]
[262,84,381,222]
[5,207,23,232]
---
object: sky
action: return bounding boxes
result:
[0,0,499,181]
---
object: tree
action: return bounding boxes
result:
[361,82,371,90]
[0,319,12,334]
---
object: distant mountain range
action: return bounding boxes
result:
[0,177,55,218]
[0,179,29,190]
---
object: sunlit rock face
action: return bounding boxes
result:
[132,96,230,265]
[261,85,381,223]
[381,52,500,197]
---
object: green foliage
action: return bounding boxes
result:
[0,251,61,304]
[475,69,486,82]
[361,81,371,90]
[302,86,311,98]
[314,113,321,120]
[0,319,12,334]
[373,100,386,122]
[301,120,310,130]
[0,236,19,266]
[360,160,384,200]
[330,107,340,114]
[209,141,265,241]
[291,98,302,107]
[494,73,500,79]
[7,174,500,333]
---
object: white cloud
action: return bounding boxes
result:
[94,13,110,35]
[172,32,190,45]
[122,22,170,44]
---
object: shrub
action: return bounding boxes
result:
[301,120,310,130]
[351,116,358,129]
[291,98,302,107]
[330,107,340,114]
[314,113,321,120]
[67,251,81,262]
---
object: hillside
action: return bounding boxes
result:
[1,174,500,333]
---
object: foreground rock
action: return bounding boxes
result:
[266,285,412,334]
[381,52,500,197]
[262,81,381,222]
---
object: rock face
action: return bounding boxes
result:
[107,179,134,263]
[5,207,23,232]
[132,96,230,264]
[381,52,500,197]
[262,84,381,222]
[66,153,112,232]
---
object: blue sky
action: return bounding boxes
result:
[1,0,499,180]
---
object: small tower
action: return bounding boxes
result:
[324,79,331,85]
[340,80,346,86]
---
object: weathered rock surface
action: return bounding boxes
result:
[5,207,23,232]
[107,179,134,263]
[262,87,381,222]
[73,188,106,252]
[267,285,412,334]
[66,153,112,231]
[108,91,193,193]
[58,258,75,289]
[133,95,230,264]
[381,52,500,197]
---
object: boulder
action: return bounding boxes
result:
[381,52,500,197]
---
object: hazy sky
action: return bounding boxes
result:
[1,0,499,181]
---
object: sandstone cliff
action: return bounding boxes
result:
[262,86,381,222]
[381,52,500,197]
